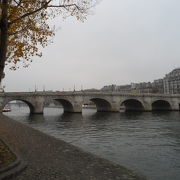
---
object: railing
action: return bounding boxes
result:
[0,91,180,98]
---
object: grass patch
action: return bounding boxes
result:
[0,139,17,169]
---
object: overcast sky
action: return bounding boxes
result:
[4,0,180,92]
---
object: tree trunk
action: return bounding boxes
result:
[0,0,8,83]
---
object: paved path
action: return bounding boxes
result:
[0,114,146,180]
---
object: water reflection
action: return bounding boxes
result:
[3,106,180,180]
[28,114,45,124]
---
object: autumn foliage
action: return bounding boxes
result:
[0,0,95,80]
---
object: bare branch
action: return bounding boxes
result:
[47,4,82,10]
[13,0,23,7]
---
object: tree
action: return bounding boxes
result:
[0,0,96,82]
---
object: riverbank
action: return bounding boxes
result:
[0,114,146,180]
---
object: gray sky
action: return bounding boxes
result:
[4,0,180,92]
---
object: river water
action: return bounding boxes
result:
[4,105,180,180]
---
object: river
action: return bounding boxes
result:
[3,105,180,180]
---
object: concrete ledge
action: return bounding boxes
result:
[0,139,27,180]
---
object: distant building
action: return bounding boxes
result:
[116,85,131,92]
[101,84,131,92]
[152,79,164,93]
[101,68,180,94]
[101,85,117,92]
[131,82,153,93]
[84,88,100,92]
[163,68,180,94]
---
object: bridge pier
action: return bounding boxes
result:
[111,102,120,112]
[73,104,82,113]
[31,98,44,114]
[64,103,82,113]
[32,107,43,114]
[0,107,3,113]
[171,103,180,111]
[0,97,4,113]
[143,103,152,111]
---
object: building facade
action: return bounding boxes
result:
[163,68,180,94]
[101,68,180,94]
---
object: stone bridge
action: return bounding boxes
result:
[0,91,180,114]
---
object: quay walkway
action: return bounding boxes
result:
[0,114,145,180]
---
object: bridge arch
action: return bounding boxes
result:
[152,100,172,111]
[54,99,74,113]
[120,99,145,111]
[3,99,34,113]
[90,98,112,112]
